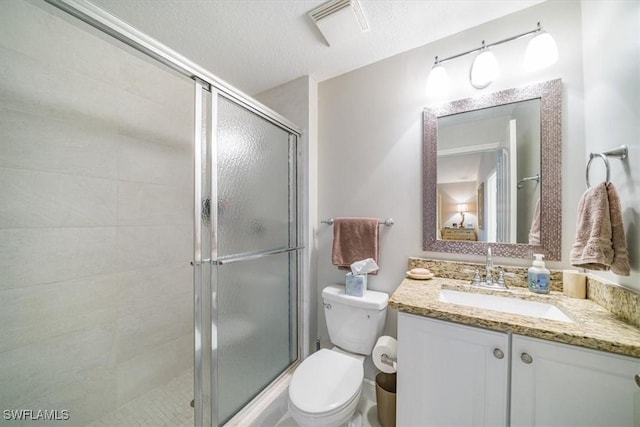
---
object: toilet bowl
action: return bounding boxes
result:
[288,348,363,427]
[288,285,389,427]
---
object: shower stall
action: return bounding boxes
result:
[0,1,302,426]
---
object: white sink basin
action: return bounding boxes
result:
[439,289,574,323]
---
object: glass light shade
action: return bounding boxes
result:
[425,64,449,96]
[457,203,468,213]
[524,32,558,71]
[470,50,499,89]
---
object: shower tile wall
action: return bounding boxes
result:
[0,1,193,425]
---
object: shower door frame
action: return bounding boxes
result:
[195,84,303,426]
[44,1,304,426]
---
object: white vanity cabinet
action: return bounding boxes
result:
[397,313,640,427]
[511,334,640,427]
[397,312,510,426]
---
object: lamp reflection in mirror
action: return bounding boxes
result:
[457,203,468,228]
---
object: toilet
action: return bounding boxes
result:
[288,284,389,427]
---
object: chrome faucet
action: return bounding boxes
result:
[471,246,508,289]
[485,246,494,286]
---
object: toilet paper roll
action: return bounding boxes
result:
[372,336,398,373]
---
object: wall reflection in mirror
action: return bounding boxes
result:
[436,99,541,244]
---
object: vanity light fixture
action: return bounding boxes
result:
[425,56,449,96]
[524,29,558,71]
[426,22,558,93]
[470,42,500,89]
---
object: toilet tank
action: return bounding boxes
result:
[322,285,389,355]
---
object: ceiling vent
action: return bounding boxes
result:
[308,0,370,46]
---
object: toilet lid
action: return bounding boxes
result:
[289,349,363,415]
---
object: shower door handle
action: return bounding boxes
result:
[191,259,211,266]
[213,246,304,265]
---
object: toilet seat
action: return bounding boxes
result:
[289,348,363,416]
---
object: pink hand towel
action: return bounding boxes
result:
[331,218,380,275]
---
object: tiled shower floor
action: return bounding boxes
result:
[88,371,383,427]
[88,370,194,427]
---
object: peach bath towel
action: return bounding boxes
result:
[331,218,380,274]
[570,182,630,276]
[607,182,630,276]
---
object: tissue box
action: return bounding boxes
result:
[345,273,367,297]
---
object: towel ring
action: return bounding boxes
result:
[585,153,610,189]
[585,145,628,189]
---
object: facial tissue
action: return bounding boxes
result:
[345,258,379,297]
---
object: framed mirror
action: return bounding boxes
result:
[423,79,562,260]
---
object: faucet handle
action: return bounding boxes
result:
[496,267,508,288]
[472,269,482,285]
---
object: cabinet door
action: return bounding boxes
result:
[511,334,640,427]
[397,313,509,426]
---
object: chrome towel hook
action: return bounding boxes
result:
[585,145,628,189]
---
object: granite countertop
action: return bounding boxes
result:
[390,277,640,358]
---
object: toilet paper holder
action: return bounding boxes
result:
[380,353,397,369]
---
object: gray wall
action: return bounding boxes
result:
[0,1,193,424]
[582,1,640,291]
[213,1,640,389]
[316,0,587,380]
[312,2,640,385]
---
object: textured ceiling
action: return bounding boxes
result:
[89,0,544,95]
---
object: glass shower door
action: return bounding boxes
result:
[194,88,300,426]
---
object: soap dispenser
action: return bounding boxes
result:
[528,254,550,294]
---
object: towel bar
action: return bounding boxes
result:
[585,145,628,188]
[517,173,540,189]
[321,218,395,226]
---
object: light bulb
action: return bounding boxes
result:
[425,64,449,96]
[470,50,499,89]
[524,32,558,71]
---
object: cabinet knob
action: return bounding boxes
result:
[635,374,640,389]
[520,352,533,364]
[493,348,504,359]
